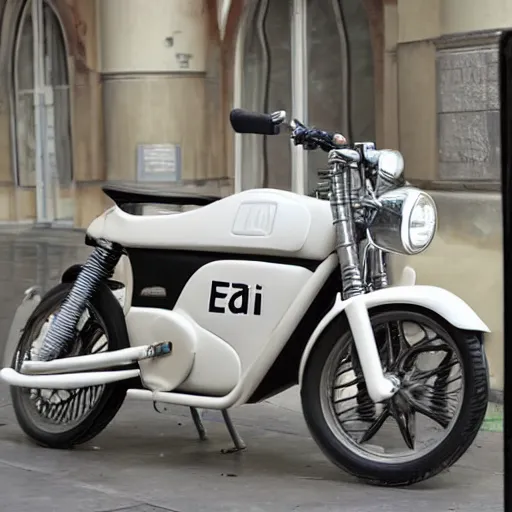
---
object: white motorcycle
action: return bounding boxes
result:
[1,109,490,487]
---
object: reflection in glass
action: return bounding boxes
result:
[14,6,36,187]
[240,0,292,191]
[307,0,375,193]
[238,0,374,193]
[13,0,73,222]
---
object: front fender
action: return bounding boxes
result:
[298,285,490,386]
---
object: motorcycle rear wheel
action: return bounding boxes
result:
[300,306,489,486]
[10,282,130,449]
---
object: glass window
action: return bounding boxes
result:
[307,0,375,193]
[240,0,293,191]
[237,0,375,194]
[43,3,73,188]
[13,4,36,187]
[12,0,74,222]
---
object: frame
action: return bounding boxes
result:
[499,30,512,511]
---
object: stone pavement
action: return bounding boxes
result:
[0,227,504,512]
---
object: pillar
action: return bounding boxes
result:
[99,0,211,186]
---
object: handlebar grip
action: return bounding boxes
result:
[229,109,279,136]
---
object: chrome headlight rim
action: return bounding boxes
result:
[366,187,438,256]
[401,188,437,255]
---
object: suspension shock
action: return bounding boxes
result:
[368,245,388,290]
[327,151,365,300]
[37,240,123,362]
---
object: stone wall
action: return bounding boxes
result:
[437,38,500,183]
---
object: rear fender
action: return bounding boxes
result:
[298,284,490,386]
[3,287,42,368]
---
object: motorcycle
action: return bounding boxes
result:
[1,108,490,487]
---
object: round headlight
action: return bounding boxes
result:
[406,193,437,253]
[367,187,437,255]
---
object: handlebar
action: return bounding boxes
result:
[229,108,349,152]
[229,109,281,136]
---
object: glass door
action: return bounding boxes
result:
[236,0,293,191]
[234,0,375,195]
[14,0,74,225]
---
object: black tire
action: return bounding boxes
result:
[10,282,130,449]
[300,306,489,487]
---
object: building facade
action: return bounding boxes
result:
[0,0,505,394]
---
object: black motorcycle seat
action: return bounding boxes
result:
[102,184,221,207]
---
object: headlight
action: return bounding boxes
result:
[367,187,437,255]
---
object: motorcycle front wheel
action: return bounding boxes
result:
[300,306,489,487]
[10,282,130,449]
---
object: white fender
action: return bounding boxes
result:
[298,284,490,386]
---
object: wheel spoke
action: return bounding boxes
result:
[402,393,451,429]
[384,324,395,366]
[390,399,416,450]
[386,321,410,369]
[433,350,455,383]
[414,357,459,382]
[360,407,390,443]
[397,341,450,375]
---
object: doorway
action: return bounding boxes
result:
[12,0,74,225]
[234,0,375,195]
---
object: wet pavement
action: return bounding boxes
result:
[0,226,504,512]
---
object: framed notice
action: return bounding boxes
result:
[136,143,181,182]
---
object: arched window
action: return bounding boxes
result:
[13,1,36,187]
[234,0,375,194]
[12,0,73,222]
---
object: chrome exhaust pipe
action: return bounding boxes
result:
[19,342,172,375]
[0,367,140,389]
[0,341,172,389]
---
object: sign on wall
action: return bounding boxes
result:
[136,143,181,182]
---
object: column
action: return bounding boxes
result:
[99,0,210,186]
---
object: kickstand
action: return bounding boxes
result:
[220,409,246,454]
[190,407,208,441]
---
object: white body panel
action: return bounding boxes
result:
[177,318,241,396]
[173,260,313,372]
[126,308,197,391]
[124,254,339,409]
[126,307,241,395]
[123,259,316,397]
[87,189,335,260]
[298,284,490,386]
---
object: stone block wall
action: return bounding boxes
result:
[437,40,500,182]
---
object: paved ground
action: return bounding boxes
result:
[0,227,504,512]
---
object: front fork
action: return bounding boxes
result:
[353,243,393,412]
[327,153,399,403]
[37,240,123,361]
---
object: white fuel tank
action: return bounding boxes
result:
[87,189,336,260]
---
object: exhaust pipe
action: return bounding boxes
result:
[0,367,140,389]
[20,342,172,375]
[0,341,172,389]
